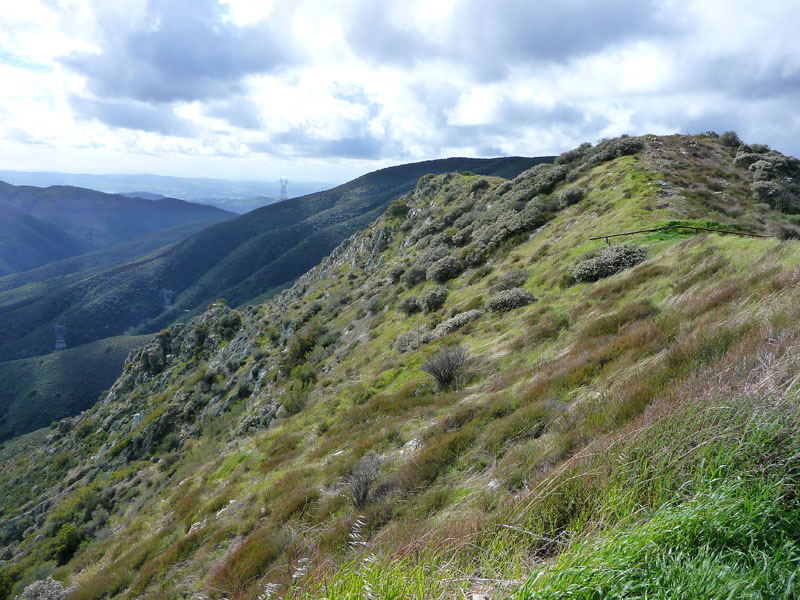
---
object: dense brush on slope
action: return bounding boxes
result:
[2,133,800,599]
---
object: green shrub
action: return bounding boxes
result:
[427,256,463,283]
[283,383,309,415]
[399,295,421,315]
[487,288,536,313]
[558,186,585,207]
[421,286,449,313]
[51,523,82,565]
[570,244,647,283]
[720,130,741,147]
[492,268,528,292]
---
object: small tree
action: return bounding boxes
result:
[720,130,741,148]
[349,453,381,509]
[421,346,469,390]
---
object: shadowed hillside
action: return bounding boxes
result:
[0,181,234,253]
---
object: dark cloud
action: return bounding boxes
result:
[61,0,298,104]
[69,96,195,136]
[687,55,800,101]
[346,0,673,80]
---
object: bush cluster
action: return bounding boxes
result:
[570,244,648,283]
[558,186,585,207]
[487,288,537,313]
[421,286,449,313]
[493,268,528,292]
[426,256,463,283]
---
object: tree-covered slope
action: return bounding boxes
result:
[0,156,548,362]
[2,134,800,599]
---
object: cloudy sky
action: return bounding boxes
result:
[1,0,799,183]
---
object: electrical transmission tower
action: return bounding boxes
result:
[161,289,176,311]
[54,325,67,351]
[279,178,289,201]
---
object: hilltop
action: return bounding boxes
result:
[2,133,800,599]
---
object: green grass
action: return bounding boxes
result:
[0,334,151,442]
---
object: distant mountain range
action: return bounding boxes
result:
[0,170,334,212]
[0,156,550,362]
[0,181,235,277]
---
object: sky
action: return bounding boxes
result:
[1,0,799,183]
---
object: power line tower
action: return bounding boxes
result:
[161,289,176,311]
[279,178,289,201]
[54,325,67,351]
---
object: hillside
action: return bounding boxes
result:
[0,335,152,444]
[0,182,235,260]
[2,134,800,599]
[0,206,95,276]
[0,156,548,362]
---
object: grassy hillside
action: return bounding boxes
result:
[2,134,800,599]
[0,335,151,443]
[0,157,548,362]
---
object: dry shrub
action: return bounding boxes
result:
[420,346,469,390]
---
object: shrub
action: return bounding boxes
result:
[52,523,82,565]
[720,130,741,147]
[387,197,410,218]
[282,383,309,415]
[470,178,490,193]
[493,268,528,292]
[570,244,648,283]
[428,309,484,340]
[402,265,427,286]
[396,332,422,353]
[349,453,381,509]
[427,256,463,283]
[421,286,448,313]
[420,346,469,390]
[558,186,585,207]
[399,295,421,315]
[487,288,537,313]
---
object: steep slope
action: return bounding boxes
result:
[0,181,235,253]
[2,134,800,599]
[0,334,152,443]
[0,157,548,362]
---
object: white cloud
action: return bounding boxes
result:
[0,0,799,183]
